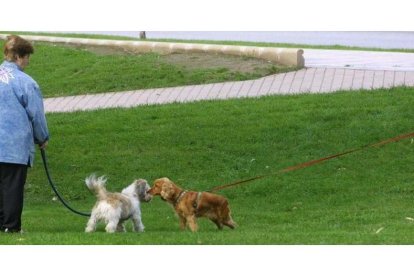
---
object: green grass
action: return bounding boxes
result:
[0,40,293,97]
[1,87,414,244]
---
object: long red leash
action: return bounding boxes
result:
[208,131,414,192]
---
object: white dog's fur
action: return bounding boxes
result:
[84,174,152,233]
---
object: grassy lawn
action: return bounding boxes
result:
[1,87,413,244]
[0,39,296,98]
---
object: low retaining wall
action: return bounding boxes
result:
[0,34,305,68]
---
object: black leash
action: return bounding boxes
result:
[40,148,91,217]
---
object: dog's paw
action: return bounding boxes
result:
[85,227,94,233]
[133,227,145,233]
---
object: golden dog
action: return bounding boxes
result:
[148,177,236,232]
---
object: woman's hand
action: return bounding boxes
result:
[39,140,48,149]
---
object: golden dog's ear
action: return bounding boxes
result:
[160,181,174,199]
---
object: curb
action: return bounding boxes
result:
[0,34,305,68]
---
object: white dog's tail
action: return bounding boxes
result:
[85,174,108,200]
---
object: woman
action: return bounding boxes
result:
[0,35,49,233]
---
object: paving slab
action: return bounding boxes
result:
[43,67,414,113]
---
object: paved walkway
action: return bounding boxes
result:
[37,36,414,114]
[305,49,414,71]
[44,67,414,113]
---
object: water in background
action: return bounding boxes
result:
[70,31,414,49]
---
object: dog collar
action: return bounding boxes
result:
[193,192,203,210]
[174,190,187,206]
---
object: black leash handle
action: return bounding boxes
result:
[40,148,91,217]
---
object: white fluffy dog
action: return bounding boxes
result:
[84,174,152,233]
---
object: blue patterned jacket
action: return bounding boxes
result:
[0,61,49,166]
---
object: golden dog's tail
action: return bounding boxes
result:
[85,174,108,200]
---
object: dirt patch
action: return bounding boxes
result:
[161,52,278,74]
[55,43,294,75]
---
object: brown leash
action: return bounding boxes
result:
[208,131,414,192]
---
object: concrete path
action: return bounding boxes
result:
[31,34,413,113]
[44,67,414,113]
[305,49,414,71]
